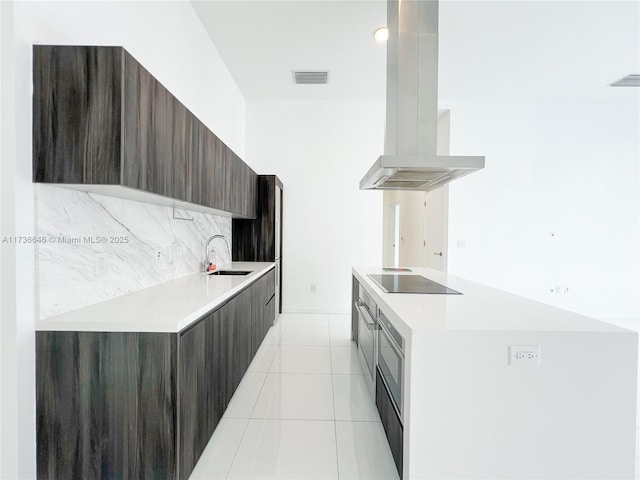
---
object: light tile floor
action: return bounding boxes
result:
[190,313,399,480]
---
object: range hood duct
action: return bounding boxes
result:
[360,0,484,192]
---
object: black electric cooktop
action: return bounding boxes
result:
[368,274,462,295]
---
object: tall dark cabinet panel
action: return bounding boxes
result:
[233,176,281,261]
[36,331,176,480]
[33,45,257,219]
[233,175,283,312]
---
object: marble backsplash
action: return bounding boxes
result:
[36,185,232,319]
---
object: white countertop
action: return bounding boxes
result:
[36,262,275,333]
[353,266,631,335]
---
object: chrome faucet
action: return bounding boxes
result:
[204,235,231,272]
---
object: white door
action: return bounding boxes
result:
[424,110,451,271]
[398,190,426,267]
[424,186,448,271]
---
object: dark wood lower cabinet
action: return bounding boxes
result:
[36,331,177,480]
[352,276,359,344]
[250,268,276,357]
[217,289,252,408]
[178,319,210,480]
[36,269,275,480]
[376,368,403,478]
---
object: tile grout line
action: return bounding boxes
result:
[223,316,288,479]
[222,418,250,479]
[328,321,342,480]
[224,318,289,479]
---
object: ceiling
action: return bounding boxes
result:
[192,0,387,100]
[192,0,640,104]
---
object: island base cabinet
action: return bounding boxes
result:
[36,331,177,480]
[376,368,403,479]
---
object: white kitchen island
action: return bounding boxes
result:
[353,266,637,480]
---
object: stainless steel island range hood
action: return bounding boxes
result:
[360,0,484,192]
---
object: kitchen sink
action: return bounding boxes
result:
[207,270,252,276]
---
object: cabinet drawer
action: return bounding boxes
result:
[376,367,403,478]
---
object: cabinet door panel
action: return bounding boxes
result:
[122,52,174,197]
[178,321,208,480]
[229,289,252,397]
[264,295,276,338]
[36,331,176,480]
[187,121,225,210]
[170,98,189,201]
[376,368,403,478]
[217,289,252,405]
[224,150,257,218]
[250,270,276,356]
[352,276,359,344]
[33,46,122,184]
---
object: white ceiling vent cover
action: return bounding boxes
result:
[293,71,328,85]
[610,75,640,87]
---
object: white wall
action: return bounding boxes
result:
[2,1,245,475]
[1,3,22,477]
[246,99,385,313]
[446,100,640,320]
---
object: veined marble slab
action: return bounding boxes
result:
[36,185,232,319]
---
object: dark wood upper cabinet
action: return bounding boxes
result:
[187,119,226,211]
[33,45,257,219]
[33,46,122,184]
[121,51,177,199]
[224,149,257,217]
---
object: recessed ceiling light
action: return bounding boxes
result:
[374,26,389,43]
[610,75,640,87]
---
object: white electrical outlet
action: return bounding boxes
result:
[509,345,541,366]
[154,249,163,265]
[94,252,108,276]
[311,283,317,293]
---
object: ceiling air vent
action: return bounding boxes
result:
[610,75,640,87]
[292,71,328,85]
